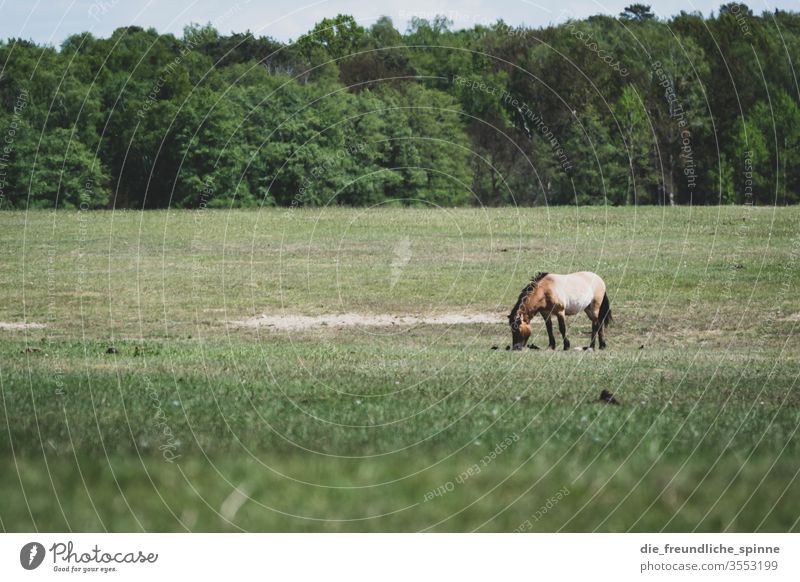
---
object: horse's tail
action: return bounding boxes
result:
[600,292,613,327]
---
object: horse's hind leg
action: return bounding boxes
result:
[542,313,556,350]
[598,320,607,350]
[585,306,599,349]
[556,312,570,351]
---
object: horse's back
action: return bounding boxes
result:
[572,271,606,292]
[547,271,605,290]
[547,272,606,315]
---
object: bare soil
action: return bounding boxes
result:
[229,312,501,330]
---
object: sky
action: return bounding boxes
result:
[0,0,797,46]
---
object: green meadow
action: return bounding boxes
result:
[0,206,798,532]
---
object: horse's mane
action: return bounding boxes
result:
[508,272,549,323]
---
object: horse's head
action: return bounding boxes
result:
[509,313,531,350]
[508,273,546,351]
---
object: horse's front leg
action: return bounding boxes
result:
[542,313,556,350]
[556,312,570,351]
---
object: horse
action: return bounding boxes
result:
[508,272,612,351]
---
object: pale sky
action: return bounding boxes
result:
[1,0,798,46]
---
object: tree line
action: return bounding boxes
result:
[0,3,798,209]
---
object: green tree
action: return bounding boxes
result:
[620,4,655,20]
[614,86,659,204]
[8,127,109,208]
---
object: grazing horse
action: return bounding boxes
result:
[508,272,612,351]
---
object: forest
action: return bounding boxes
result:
[0,3,798,209]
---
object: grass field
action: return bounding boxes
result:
[1,206,799,532]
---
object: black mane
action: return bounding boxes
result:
[508,272,549,324]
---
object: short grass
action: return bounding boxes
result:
[0,206,798,531]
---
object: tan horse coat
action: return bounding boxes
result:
[508,272,612,350]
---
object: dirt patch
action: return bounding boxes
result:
[230,312,500,330]
[781,312,800,322]
[0,321,47,331]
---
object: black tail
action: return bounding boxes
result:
[599,292,613,327]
